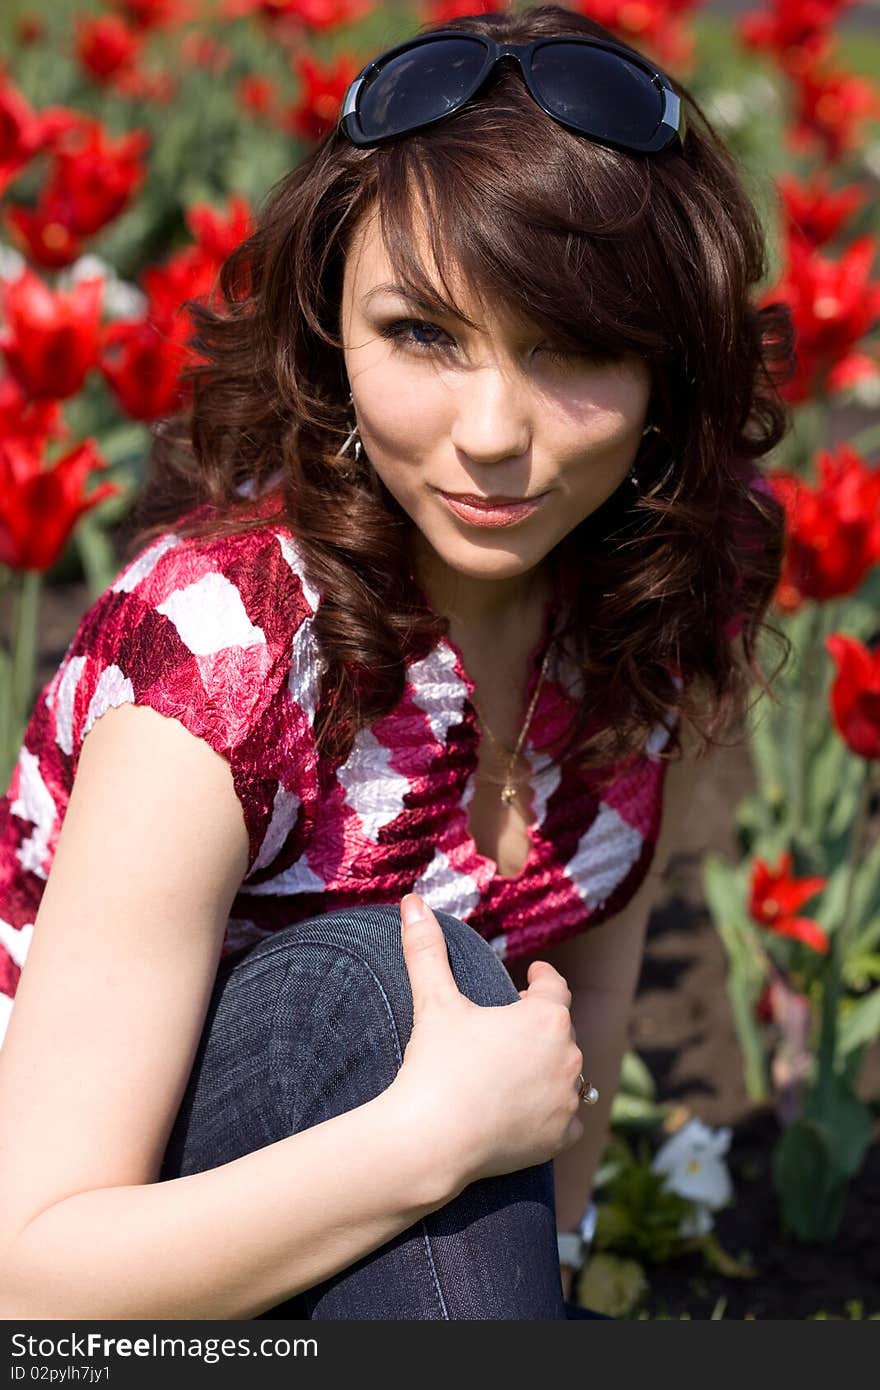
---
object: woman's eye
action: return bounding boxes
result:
[376,319,612,368]
[378,319,451,353]
[538,343,604,367]
[539,344,577,365]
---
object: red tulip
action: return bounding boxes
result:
[15,14,47,45]
[543,1,699,69]
[109,0,197,30]
[75,15,143,82]
[749,851,830,954]
[4,201,83,269]
[0,435,120,572]
[755,981,775,1023]
[112,67,177,105]
[0,77,47,197]
[223,0,373,30]
[777,171,866,250]
[761,234,880,403]
[50,119,150,237]
[0,269,103,401]
[100,313,193,421]
[289,0,377,28]
[787,60,880,162]
[185,194,253,267]
[237,75,279,117]
[285,52,361,141]
[4,117,149,264]
[140,246,219,327]
[826,634,880,760]
[737,0,854,74]
[768,445,880,611]
[0,375,65,446]
[178,33,233,74]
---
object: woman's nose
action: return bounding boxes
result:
[448,369,531,465]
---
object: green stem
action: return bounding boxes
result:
[790,604,819,839]
[734,979,771,1104]
[814,760,874,1120]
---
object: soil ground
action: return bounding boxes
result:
[629,732,880,1320]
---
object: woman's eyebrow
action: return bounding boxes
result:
[362,282,469,322]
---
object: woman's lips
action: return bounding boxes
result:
[437,491,544,527]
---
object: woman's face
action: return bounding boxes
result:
[339,204,653,610]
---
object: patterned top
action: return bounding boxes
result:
[0,497,693,1052]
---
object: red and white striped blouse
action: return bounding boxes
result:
[0,499,699,1051]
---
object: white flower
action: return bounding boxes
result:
[862,140,880,181]
[0,242,26,287]
[61,254,147,321]
[651,1118,733,1236]
[850,374,880,410]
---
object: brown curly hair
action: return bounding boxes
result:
[125,3,794,783]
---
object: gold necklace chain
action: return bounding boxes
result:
[469,646,552,807]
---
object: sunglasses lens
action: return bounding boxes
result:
[530,42,665,145]
[357,37,488,140]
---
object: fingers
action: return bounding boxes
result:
[522,959,572,1008]
[400,894,460,1011]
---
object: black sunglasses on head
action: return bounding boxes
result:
[339,30,685,156]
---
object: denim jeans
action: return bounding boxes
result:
[158,903,587,1320]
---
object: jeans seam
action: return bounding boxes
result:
[267,936,450,1320]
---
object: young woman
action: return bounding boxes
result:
[0,5,791,1319]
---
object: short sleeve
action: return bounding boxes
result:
[44,525,320,881]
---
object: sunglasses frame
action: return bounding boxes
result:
[339,30,684,155]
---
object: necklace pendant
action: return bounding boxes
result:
[500,784,518,806]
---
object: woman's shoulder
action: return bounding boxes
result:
[110,503,320,628]
[44,507,324,770]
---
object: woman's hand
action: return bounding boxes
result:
[389,894,585,1197]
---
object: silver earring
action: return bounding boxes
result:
[629,423,674,496]
[335,389,362,462]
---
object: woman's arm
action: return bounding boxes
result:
[3,1087,451,1320]
[510,716,705,1292]
[0,703,454,1320]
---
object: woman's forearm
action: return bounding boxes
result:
[552,984,634,1231]
[1,1086,459,1321]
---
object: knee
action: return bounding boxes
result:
[248,901,519,1015]
[161,905,518,1176]
[245,903,519,1124]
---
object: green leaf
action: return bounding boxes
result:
[773,1118,847,1243]
[849,837,880,940]
[836,989,880,1062]
[575,1253,649,1319]
[702,855,770,1102]
[74,513,124,599]
[827,756,866,841]
[618,1049,656,1101]
[95,422,149,471]
[691,1233,757,1279]
[812,858,850,932]
[807,1073,874,1179]
[842,951,880,989]
[805,731,852,836]
[746,701,789,811]
[609,1094,668,1131]
[853,918,880,953]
